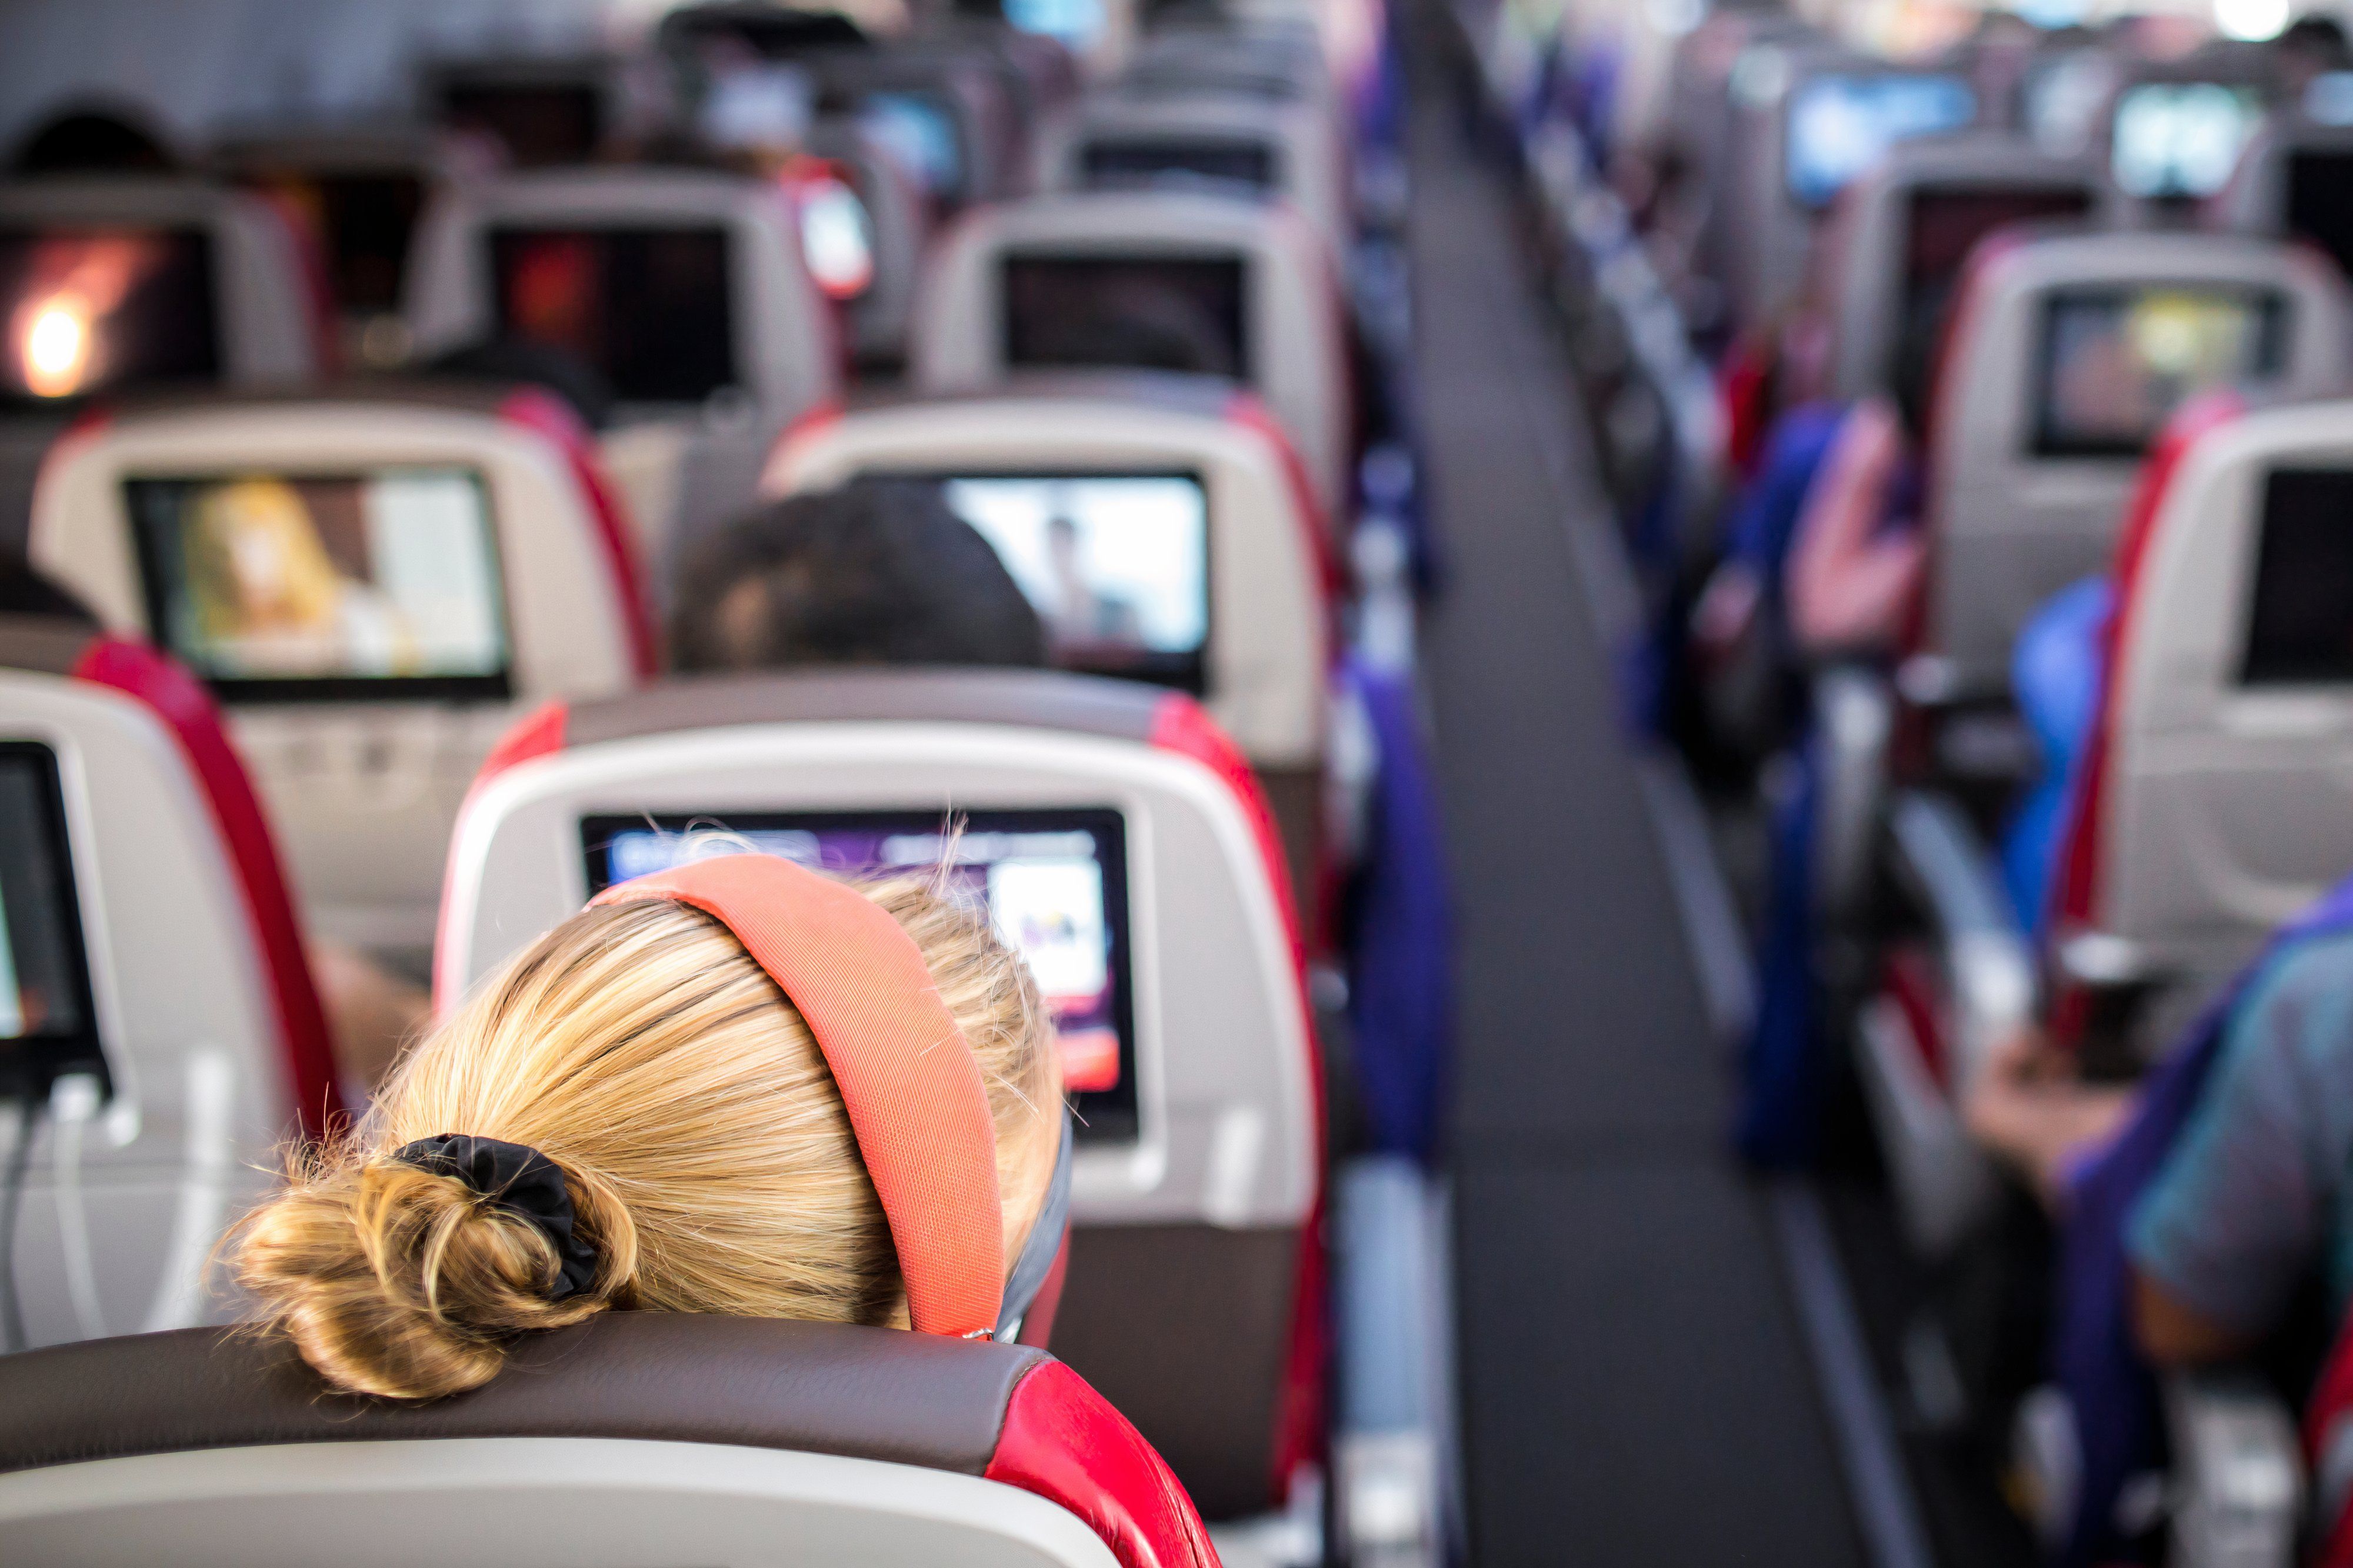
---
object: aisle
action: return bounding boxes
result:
[1402,21,1869,1566]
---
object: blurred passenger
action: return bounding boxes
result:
[8,107,177,175]
[669,482,1047,672]
[226,869,1062,1399]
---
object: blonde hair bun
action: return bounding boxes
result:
[228,879,1063,1402]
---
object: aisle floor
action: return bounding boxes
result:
[1405,24,1869,1566]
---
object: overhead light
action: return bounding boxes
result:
[2215,0,2291,43]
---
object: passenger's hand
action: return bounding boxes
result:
[1962,1027,2134,1210]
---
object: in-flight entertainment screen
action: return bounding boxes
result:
[582,808,1142,1142]
[126,467,512,702]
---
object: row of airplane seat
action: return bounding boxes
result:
[1488,6,2353,1567]
[0,7,1448,1568]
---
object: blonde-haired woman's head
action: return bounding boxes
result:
[228,870,1064,1401]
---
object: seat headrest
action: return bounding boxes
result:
[0,1315,1045,1480]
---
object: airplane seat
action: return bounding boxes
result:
[209,125,470,372]
[25,383,648,966]
[0,1313,1219,1568]
[2040,393,2353,1057]
[2213,114,2353,287]
[759,375,1337,915]
[1822,135,2115,408]
[432,666,1328,1528]
[0,618,336,1349]
[402,166,842,589]
[802,118,935,368]
[1711,44,1983,336]
[906,189,1355,521]
[1916,228,2350,703]
[0,178,329,552]
[1037,85,1351,258]
[1856,392,2353,1259]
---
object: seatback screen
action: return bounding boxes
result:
[1081,136,1277,193]
[1784,73,1977,209]
[2111,82,2265,200]
[582,808,1141,1143]
[1003,255,1249,379]
[0,743,100,1074]
[1895,185,2092,406]
[2287,151,2353,282]
[861,91,966,202]
[2242,468,2353,685]
[901,472,1211,690]
[2033,286,2285,456]
[0,228,218,405]
[489,227,736,404]
[125,468,512,703]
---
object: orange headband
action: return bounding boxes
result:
[590,854,1005,1338]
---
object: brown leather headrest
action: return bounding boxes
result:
[0,1314,1048,1478]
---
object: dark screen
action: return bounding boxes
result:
[0,744,100,1080]
[1081,137,1277,192]
[489,227,737,403]
[1003,255,1248,379]
[2287,151,2353,282]
[0,228,218,406]
[581,808,1141,1143]
[252,172,425,316]
[2242,468,2353,684]
[440,83,602,166]
[1892,185,2093,414]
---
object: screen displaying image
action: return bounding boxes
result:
[1784,73,1977,209]
[0,744,99,1067]
[2242,468,2353,685]
[489,226,736,403]
[0,228,218,405]
[1004,254,1248,379]
[2111,82,2265,200]
[859,91,966,202]
[125,468,511,702]
[926,472,1209,689]
[581,808,1140,1142]
[1081,136,1277,194]
[2034,286,2285,456]
[2288,151,2353,283]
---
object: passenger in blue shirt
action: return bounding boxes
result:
[2125,926,2353,1362]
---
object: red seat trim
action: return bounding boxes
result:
[72,638,342,1139]
[495,389,659,680]
[1148,693,1327,1503]
[985,1359,1223,1568]
[1224,389,1347,616]
[2049,394,2244,945]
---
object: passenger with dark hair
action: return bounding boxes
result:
[426,338,616,431]
[9,108,176,175]
[669,481,1048,672]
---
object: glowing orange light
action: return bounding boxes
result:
[21,298,90,398]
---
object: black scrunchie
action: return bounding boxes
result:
[392,1134,601,1303]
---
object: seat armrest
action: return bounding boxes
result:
[1885,791,2037,1095]
[1813,668,1895,928]
[2162,1367,2302,1568]
[1333,1156,1454,1568]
